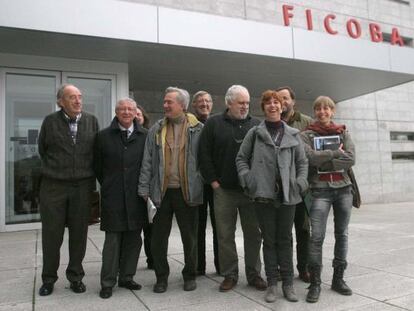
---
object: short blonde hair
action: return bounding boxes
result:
[313,96,336,111]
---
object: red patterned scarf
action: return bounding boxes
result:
[306,121,346,135]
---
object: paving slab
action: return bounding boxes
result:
[343,302,408,311]
[0,268,34,306]
[0,302,33,311]
[347,272,414,301]
[387,293,414,310]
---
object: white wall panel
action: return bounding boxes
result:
[158,7,294,58]
[0,0,158,43]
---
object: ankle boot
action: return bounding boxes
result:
[331,265,352,295]
[306,266,321,303]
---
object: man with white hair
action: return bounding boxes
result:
[138,87,204,293]
[94,98,148,299]
[199,85,266,292]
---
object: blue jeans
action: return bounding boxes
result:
[308,186,352,269]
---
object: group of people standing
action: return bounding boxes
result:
[37,83,356,304]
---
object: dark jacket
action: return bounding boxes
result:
[286,111,313,131]
[236,121,308,205]
[94,118,148,232]
[38,110,99,181]
[138,113,204,207]
[199,111,260,189]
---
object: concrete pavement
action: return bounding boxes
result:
[0,201,414,310]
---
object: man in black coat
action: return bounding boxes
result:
[94,98,148,299]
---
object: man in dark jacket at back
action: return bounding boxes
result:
[277,86,313,283]
[94,98,148,299]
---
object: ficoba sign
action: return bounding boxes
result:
[282,4,405,46]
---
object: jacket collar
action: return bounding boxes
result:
[157,112,201,131]
[256,121,300,148]
[222,109,252,123]
[110,117,146,135]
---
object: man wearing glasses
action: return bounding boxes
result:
[38,84,99,296]
[191,91,220,276]
[199,85,266,292]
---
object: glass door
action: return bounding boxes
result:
[63,73,116,129]
[4,70,59,225]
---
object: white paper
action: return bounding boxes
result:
[147,198,157,224]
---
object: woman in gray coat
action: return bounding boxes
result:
[236,90,308,303]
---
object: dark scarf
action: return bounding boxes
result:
[306,121,346,135]
[265,120,284,146]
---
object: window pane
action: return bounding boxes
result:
[66,77,112,128]
[5,73,56,224]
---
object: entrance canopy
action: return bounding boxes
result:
[1,1,413,102]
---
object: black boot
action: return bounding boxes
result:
[331,264,352,295]
[306,266,321,303]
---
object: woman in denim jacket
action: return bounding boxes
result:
[300,96,355,303]
[236,90,308,303]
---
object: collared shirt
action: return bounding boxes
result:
[63,111,82,144]
[118,123,134,138]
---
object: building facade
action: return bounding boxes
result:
[0,0,414,231]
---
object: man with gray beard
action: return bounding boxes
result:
[199,85,266,292]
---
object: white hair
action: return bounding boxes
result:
[165,87,190,110]
[225,85,249,107]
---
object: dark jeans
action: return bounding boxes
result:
[294,201,310,273]
[197,185,219,274]
[39,177,94,284]
[308,186,353,269]
[101,229,142,288]
[151,188,198,282]
[255,201,296,285]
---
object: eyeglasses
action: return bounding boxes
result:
[237,101,249,107]
[117,107,136,113]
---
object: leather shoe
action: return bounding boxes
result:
[119,280,142,290]
[183,280,197,291]
[264,285,277,303]
[39,283,54,296]
[70,281,86,293]
[248,276,267,291]
[282,284,299,302]
[219,277,237,292]
[153,281,168,293]
[99,287,112,299]
[299,271,311,283]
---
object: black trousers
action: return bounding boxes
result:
[39,177,94,284]
[143,224,153,266]
[197,185,220,274]
[151,188,198,282]
[294,201,310,273]
[255,202,296,285]
[101,229,143,288]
